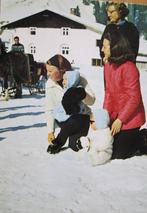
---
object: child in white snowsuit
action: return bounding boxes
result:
[87,109,114,166]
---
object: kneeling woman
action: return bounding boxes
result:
[101,27,146,159]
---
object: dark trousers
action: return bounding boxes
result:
[56,114,90,152]
[112,128,140,159]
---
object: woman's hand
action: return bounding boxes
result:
[111,118,122,136]
[48,132,55,144]
[103,57,108,64]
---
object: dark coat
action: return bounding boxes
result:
[62,87,86,115]
[11,43,25,53]
[100,21,139,60]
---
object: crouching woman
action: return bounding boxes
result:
[45,54,95,153]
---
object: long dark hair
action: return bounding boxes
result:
[104,25,135,65]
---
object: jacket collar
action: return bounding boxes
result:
[47,78,63,89]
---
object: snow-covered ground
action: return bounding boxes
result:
[0,66,147,213]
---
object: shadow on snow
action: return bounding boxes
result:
[0,122,46,134]
[0,137,6,141]
[0,105,42,112]
[0,111,44,120]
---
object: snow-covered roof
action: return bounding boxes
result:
[1,0,105,34]
[2,0,95,22]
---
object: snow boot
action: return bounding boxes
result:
[47,138,63,154]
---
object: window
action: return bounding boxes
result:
[96,39,101,47]
[30,27,36,35]
[62,28,69,36]
[62,46,69,55]
[70,8,76,15]
[60,44,70,55]
[70,7,80,17]
[92,58,102,66]
[29,44,36,54]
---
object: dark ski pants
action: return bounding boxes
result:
[56,114,90,152]
[112,128,140,159]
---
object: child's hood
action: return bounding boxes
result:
[66,70,80,88]
[93,109,110,129]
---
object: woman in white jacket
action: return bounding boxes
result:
[45,54,95,153]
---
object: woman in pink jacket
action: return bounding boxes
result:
[101,26,146,159]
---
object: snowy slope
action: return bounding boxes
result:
[0,66,147,213]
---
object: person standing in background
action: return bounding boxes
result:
[100,2,139,61]
[11,36,25,53]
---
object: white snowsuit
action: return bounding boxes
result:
[88,109,114,166]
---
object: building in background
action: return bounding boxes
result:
[0,0,147,69]
[1,9,105,67]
